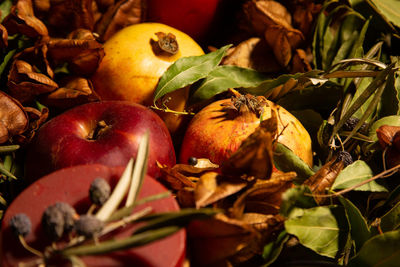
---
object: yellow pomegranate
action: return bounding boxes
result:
[91,22,205,134]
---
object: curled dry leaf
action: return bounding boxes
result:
[94,0,146,41]
[12,105,49,144]
[187,213,263,266]
[0,24,8,48]
[292,1,322,37]
[47,33,104,76]
[0,91,29,144]
[40,76,100,109]
[221,37,281,73]
[7,59,58,103]
[194,172,248,208]
[14,44,54,79]
[243,0,292,36]
[230,171,296,218]
[376,125,400,168]
[290,48,312,73]
[2,0,49,40]
[303,156,345,204]
[39,0,95,36]
[221,110,278,180]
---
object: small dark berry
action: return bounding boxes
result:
[74,215,104,238]
[337,151,353,167]
[42,205,65,241]
[89,178,111,206]
[9,213,32,237]
[343,117,367,133]
[188,157,198,166]
[54,202,77,233]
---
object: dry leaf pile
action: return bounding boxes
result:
[222,0,322,74]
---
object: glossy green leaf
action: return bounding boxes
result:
[332,160,388,192]
[285,206,349,258]
[379,201,400,232]
[280,185,317,218]
[371,0,400,28]
[349,230,400,267]
[339,196,371,251]
[0,0,12,21]
[273,143,315,183]
[153,45,231,103]
[190,65,268,102]
[262,230,289,266]
[242,73,302,96]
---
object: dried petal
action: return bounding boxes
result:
[221,37,281,73]
[94,0,145,41]
[376,125,400,149]
[7,60,58,103]
[40,76,100,109]
[2,0,48,39]
[0,24,8,48]
[194,172,248,208]
[0,91,29,143]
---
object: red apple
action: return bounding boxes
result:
[0,164,185,267]
[147,0,221,41]
[24,101,176,183]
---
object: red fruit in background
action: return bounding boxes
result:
[24,101,175,183]
[147,0,221,41]
[0,164,185,267]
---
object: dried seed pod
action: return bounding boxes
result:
[9,213,32,237]
[41,205,65,241]
[54,202,77,233]
[74,215,104,238]
[337,151,353,167]
[89,177,111,206]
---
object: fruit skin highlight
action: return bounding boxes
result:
[24,101,175,183]
[1,164,185,267]
[180,97,313,168]
[91,22,204,134]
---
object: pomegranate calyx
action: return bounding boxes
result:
[222,94,267,118]
[154,32,179,55]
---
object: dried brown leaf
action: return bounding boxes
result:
[303,157,345,204]
[44,0,95,35]
[3,0,48,39]
[221,110,278,180]
[187,213,262,266]
[158,162,197,190]
[0,91,29,144]
[244,0,292,36]
[14,44,54,78]
[194,172,248,208]
[230,172,296,218]
[94,0,145,41]
[292,2,322,37]
[8,60,58,103]
[290,48,312,73]
[376,125,400,149]
[221,37,282,73]
[13,105,49,144]
[40,76,100,109]
[47,36,104,75]
[0,24,8,48]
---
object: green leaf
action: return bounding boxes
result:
[0,0,12,21]
[153,44,232,103]
[379,60,399,117]
[280,185,317,218]
[379,201,400,232]
[284,206,349,258]
[339,196,371,252]
[332,160,388,192]
[349,230,400,267]
[262,230,289,266]
[134,208,219,234]
[61,226,181,257]
[371,0,400,28]
[242,73,302,96]
[190,65,268,102]
[273,143,315,183]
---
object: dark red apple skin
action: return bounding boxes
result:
[24,101,175,183]
[0,164,185,267]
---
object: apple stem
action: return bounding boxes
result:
[87,120,109,140]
